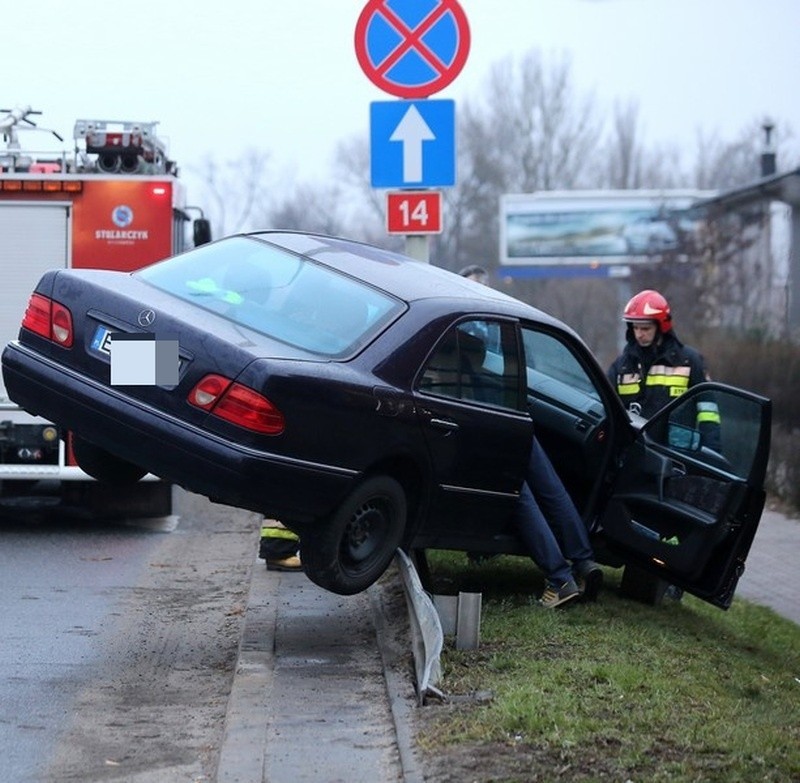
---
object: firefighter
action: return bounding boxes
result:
[607,288,721,447]
[258,520,302,572]
[457,264,489,285]
[608,289,722,604]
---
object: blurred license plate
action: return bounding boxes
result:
[90,324,114,356]
[90,324,186,379]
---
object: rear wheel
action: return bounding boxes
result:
[301,476,406,596]
[72,436,147,484]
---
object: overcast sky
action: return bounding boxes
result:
[7,0,799,195]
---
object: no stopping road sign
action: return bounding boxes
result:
[355,0,470,98]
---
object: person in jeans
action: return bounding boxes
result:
[455,265,601,607]
[515,436,603,608]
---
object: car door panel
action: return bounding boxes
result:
[601,383,771,607]
[416,396,532,538]
[413,318,532,544]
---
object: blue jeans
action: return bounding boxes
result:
[513,437,594,585]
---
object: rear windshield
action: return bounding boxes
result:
[136,236,403,356]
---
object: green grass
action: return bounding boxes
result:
[417,552,800,783]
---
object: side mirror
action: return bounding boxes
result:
[193,219,212,247]
[668,423,701,451]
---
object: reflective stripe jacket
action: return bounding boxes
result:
[606,331,721,448]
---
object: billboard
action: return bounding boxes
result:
[500,190,716,266]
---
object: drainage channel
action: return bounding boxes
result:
[217,558,426,783]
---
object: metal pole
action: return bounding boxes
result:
[789,207,800,340]
[455,592,481,651]
[405,235,430,263]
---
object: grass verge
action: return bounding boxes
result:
[415,552,800,783]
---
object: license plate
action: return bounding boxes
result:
[91,324,186,379]
[90,324,114,356]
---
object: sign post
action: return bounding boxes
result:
[354,0,469,261]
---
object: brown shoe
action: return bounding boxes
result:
[539,578,580,609]
[266,555,302,572]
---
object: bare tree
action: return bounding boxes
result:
[331,135,383,221]
[693,119,799,190]
[468,50,599,194]
[601,99,646,189]
[261,182,350,235]
[431,49,603,272]
[188,149,272,238]
[590,100,688,190]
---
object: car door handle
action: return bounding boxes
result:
[429,417,459,432]
[671,461,687,477]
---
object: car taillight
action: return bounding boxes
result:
[21,293,51,338]
[21,293,73,347]
[51,303,73,347]
[188,374,285,435]
[189,374,232,409]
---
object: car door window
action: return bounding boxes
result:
[418,320,521,410]
[522,328,602,404]
[602,385,771,607]
[645,389,767,485]
[521,326,609,510]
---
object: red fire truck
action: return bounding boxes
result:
[0,106,211,518]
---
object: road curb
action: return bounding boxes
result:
[217,561,423,782]
[216,559,278,783]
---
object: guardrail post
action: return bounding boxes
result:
[455,592,481,651]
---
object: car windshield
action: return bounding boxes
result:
[136,236,402,356]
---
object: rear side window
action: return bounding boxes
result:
[419,320,522,410]
[137,236,402,356]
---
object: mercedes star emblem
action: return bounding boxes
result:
[137,309,156,327]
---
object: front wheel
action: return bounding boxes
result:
[301,476,407,596]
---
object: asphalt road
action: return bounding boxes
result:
[0,486,421,783]
[0,488,260,782]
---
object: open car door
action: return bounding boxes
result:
[600,383,771,609]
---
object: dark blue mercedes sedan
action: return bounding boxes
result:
[2,231,771,601]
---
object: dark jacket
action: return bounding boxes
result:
[607,328,721,451]
[607,328,708,418]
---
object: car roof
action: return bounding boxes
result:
[245,230,534,315]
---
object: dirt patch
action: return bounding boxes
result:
[414,722,632,783]
[43,490,261,782]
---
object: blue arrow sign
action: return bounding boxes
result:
[370,99,455,188]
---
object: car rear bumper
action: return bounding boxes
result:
[1,342,357,522]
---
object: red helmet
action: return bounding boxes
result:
[623,289,672,333]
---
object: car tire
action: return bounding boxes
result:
[71,436,147,484]
[619,563,670,606]
[301,476,407,596]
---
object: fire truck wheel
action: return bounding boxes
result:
[72,436,147,484]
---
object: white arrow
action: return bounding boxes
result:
[390,105,435,183]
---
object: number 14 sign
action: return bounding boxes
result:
[386,191,442,235]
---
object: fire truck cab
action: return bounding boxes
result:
[0,106,211,518]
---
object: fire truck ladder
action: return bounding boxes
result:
[74,119,170,174]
